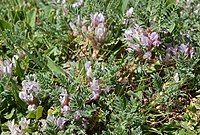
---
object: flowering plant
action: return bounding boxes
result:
[0,0,200,134]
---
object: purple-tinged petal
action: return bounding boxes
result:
[126,7,133,17]
[143,51,152,59]
[61,105,70,114]
[56,117,66,130]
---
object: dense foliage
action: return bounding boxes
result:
[0,0,200,134]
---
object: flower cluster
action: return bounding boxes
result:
[69,12,108,45]
[56,117,66,130]
[165,43,194,60]
[6,118,30,135]
[90,79,102,100]
[60,89,71,114]
[85,61,101,100]
[89,12,108,44]
[0,60,12,77]
[39,116,68,132]
[124,25,160,59]
[19,74,40,111]
[0,55,21,77]
[85,61,111,100]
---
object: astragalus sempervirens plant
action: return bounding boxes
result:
[1,0,200,134]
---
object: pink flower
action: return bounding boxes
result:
[179,44,194,58]
[149,32,160,46]
[61,105,70,114]
[143,51,152,59]
[56,117,66,130]
[95,23,107,43]
[90,79,102,100]
[90,92,100,100]
[90,79,101,93]
[124,28,141,41]
[60,89,70,106]
[75,110,81,120]
[127,43,143,54]
[90,12,105,26]
[141,34,151,48]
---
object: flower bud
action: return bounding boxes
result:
[90,12,105,26]
[126,7,133,17]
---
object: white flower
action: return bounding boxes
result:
[28,104,37,111]
[22,81,40,94]
[39,119,48,132]
[124,28,140,41]
[60,89,70,106]
[90,92,100,100]
[19,75,40,109]
[126,7,133,17]
[179,44,189,54]
[19,117,30,130]
[90,79,101,93]
[19,91,34,104]
[7,119,21,135]
[95,23,107,42]
[85,61,92,70]
[174,73,179,82]
[90,79,102,100]
[12,55,19,68]
[4,60,12,75]
[85,61,93,78]
[0,60,12,77]
[72,0,84,8]
[69,22,79,36]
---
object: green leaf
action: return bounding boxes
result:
[17,0,24,7]
[122,0,129,13]
[133,91,143,101]
[0,20,12,31]
[36,106,44,120]
[26,111,36,119]
[27,9,36,28]
[165,0,175,8]
[22,48,46,69]
[44,5,53,18]
[23,129,33,134]
[4,108,15,119]
[46,56,65,76]
[10,80,27,111]
[15,61,23,78]
[168,22,176,33]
